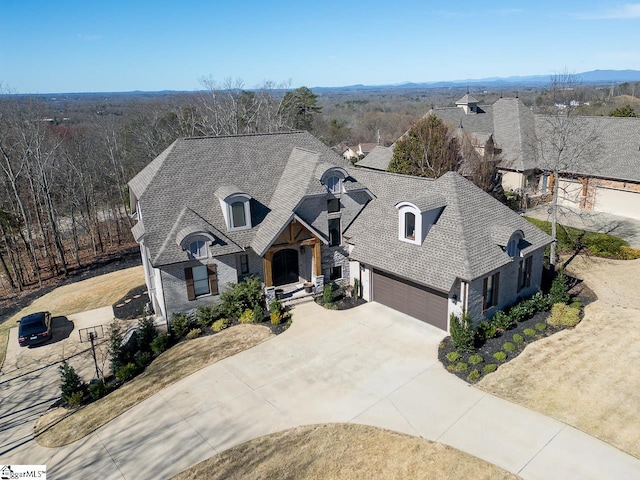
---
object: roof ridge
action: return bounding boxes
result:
[182,131,306,141]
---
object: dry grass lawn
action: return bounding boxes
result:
[0,266,145,371]
[478,257,640,458]
[35,324,273,447]
[173,424,521,480]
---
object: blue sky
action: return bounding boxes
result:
[1,1,639,93]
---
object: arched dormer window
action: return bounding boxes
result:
[214,185,252,232]
[188,239,208,259]
[326,175,341,194]
[506,231,524,258]
[396,196,445,246]
[315,164,348,195]
[231,201,247,228]
[404,212,416,240]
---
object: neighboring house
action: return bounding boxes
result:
[129,131,552,332]
[355,144,394,171]
[431,95,640,220]
[342,142,379,161]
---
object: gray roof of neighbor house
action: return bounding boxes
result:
[355,145,394,171]
[129,131,356,267]
[344,170,553,293]
[432,97,640,182]
[536,115,640,183]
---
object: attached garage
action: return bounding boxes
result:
[557,179,583,207]
[593,187,640,220]
[372,270,449,331]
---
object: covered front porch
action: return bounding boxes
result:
[262,217,324,289]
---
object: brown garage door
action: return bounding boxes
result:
[372,270,449,331]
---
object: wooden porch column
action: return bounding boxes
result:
[313,241,322,277]
[263,251,273,287]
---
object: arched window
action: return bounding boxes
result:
[188,240,207,259]
[507,235,520,257]
[404,212,416,240]
[326,175,341,194]
[231,201,247,228]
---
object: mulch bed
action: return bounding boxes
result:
[112,284,150,320]
[439,284,593,384]
[315,293,367,310]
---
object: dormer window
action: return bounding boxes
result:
[404,212,416,240]
[215,185,252,232]
[396,196,445,246]
[327,175,341,194]
[188,240,208,259]
[506,232,523,258]
[231,201,247,228]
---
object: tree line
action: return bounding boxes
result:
[0,82,331,294]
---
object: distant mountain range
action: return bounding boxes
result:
[314,70,640,93]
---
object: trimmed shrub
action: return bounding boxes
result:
[549,272,570,305]
[239,309,255,324]
[135,351,152,369]
[253,304,264,323]
[221,276,265,318]
[583,232,627,257]
[502,342,515,352]
[619,245,640,260]
[137,316,157,353]
[171,313,191,338]
[468,354,484,365]
[66,391,84,408]
[270,311,282,325]
[88,379,108,400]
[548,303,581,328]
[449,312,475,353]
[476,321,497,341]
[107,321,127,375]
[196,305,217,328]
[270,299,283,314]
[523,328,536,337]
[493,351,507,362]
[483,364,498,374]
[446,351,461,363]
[467,369,481,382]
[492,310,512,330]
[529,291,550,311]
[570,299,582,310]
[115,363,137,384]
[455,362,469,372]
[211,318,231,333]
[353,278,359,297]
[512,333,524,344]
[535,322,546,332]
[186,328,202,339]
[151,334,170,355]
[323,283,333,304]
[59,361,86,404]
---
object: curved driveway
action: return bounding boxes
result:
[2,302,640,480]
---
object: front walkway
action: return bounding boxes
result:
[2,302,639,479]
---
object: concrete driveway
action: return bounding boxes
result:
[526,204,640,248]
[2,302,640,480]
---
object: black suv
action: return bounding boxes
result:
[18,312,52,347]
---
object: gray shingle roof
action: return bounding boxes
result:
[355,145,394,171]
[456,94,479,105]
[536,115,640,182]
[345,170,552,292]
[492,98,538,172]
[129,132,351,267]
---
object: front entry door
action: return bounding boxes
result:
[272,249,299,286]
